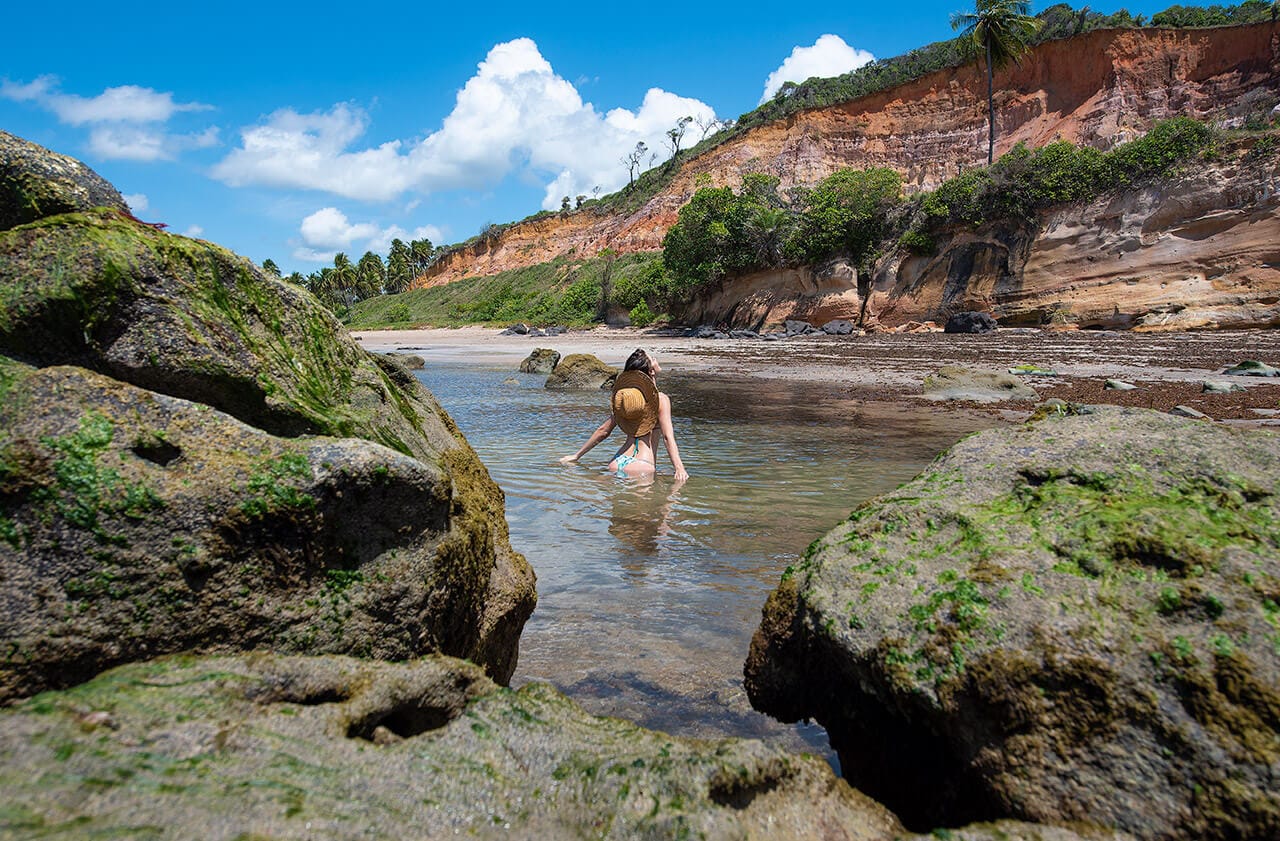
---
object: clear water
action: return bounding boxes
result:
[413,359,998,762]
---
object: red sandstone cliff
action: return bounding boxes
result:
[420,23,1280,289]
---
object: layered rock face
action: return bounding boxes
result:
[0,132,536,700]
[420,23,1280,288]
[745,406,1280,840]
[868,138,1280,330]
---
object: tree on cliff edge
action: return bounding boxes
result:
[952,0,1042,164]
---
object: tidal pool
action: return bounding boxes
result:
[413,358,998,763]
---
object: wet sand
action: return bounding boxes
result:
[354,325,1280,426]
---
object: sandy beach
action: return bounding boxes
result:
[353,325,1280,424]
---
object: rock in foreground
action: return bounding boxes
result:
[0,137,535,700]
[746,407,1280,840]
[0,653,903,840]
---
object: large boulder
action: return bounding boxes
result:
[923,366,1039,402]
[0,140,535,700]
[545,353,618,389]
[0,129,128,231]
[746,407,1280,840]
[518,347,560,374]
[0,652,905,840]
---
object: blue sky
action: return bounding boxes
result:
[3,0,1176,275]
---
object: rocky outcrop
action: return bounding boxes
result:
[673,259,863,330]
[0,129,128,230]
[420,24,1280,287]
[545,353,618,389]
[0,136,536,700]
[867,137,1280,330]
[0,652,904,840]
[746,406,1280,840]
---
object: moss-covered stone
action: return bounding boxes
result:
[0,130,128,231]
[0,136,534,699]
[746,407,1280,840]
[545,353,618,389]
[0,653,901,840]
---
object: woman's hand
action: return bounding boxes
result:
[559,455,579,465]
[674,467,688,482]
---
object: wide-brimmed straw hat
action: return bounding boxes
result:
[611,370,659,436]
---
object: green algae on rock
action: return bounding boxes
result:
[0,137,534,699]
[0,653,903,840]
[0,129,128,232]
[746,406,1280,840]
[545,353,619,389]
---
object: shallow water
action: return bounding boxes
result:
[413,359,999,763]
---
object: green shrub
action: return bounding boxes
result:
[384,302,411,323]
[785,168,902,267]
[899,229,936,255]
[629,301,656,327]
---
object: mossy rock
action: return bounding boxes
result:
[923,365,1039,402]
[519,347,560,374]
[0,136,534,697]
[746,407,1280,840]
[545,353,618,389]
[0,129,128,231]
[0,653,903,840]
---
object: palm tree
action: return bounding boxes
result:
[951,0,1043,164]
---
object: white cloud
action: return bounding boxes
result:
[213,38,718,210]
[760,35,875,104]
[183,225,204,238]
[1,75,217,161]
[122,193,148,213]
[294,207,443,263]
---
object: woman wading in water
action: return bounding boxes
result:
[561,349,689,481]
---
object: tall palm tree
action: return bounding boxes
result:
[952,0,1043,164]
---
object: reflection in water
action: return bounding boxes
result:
[413,359,998,764]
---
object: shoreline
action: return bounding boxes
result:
[353,326,1280,425]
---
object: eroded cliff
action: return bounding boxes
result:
[420,23,1280,289]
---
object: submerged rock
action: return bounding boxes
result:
[0,137,535,700]
[545,353,618,389]
[746,407,1280,840]
[518,347,560,374]
[0,653,903,840]
[923,366,1039,402]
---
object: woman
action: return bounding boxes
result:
[561,349,689,481]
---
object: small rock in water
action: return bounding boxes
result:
[1202,380,1245,394]
[1222,360,1279,377]
[1169,405,1210,419]
[372,725,402,746]
[1105,379,1138,391]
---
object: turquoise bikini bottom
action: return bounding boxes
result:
[613,453,653,478]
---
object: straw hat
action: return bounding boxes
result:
[611,370,659,436]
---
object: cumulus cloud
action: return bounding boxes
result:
[1,75,217,161]
[214,38,718,210]
[183,225,205,238]
[760,35,875,104]
[294,206,443,263]
[122,193,148,213]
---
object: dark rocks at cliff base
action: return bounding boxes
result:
[501,322,530,335]
[944,311,999,334]
[0,129,129,231]
[0,653,905,840]
[0,135,535,700]
[545,353,618,389]
[746,406,1280,840]
[519,347,561,374]
[923,366,1039,403]
[822,319,855,335]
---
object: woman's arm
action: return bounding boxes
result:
[560,416,615,464]
[657,393,688,481]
